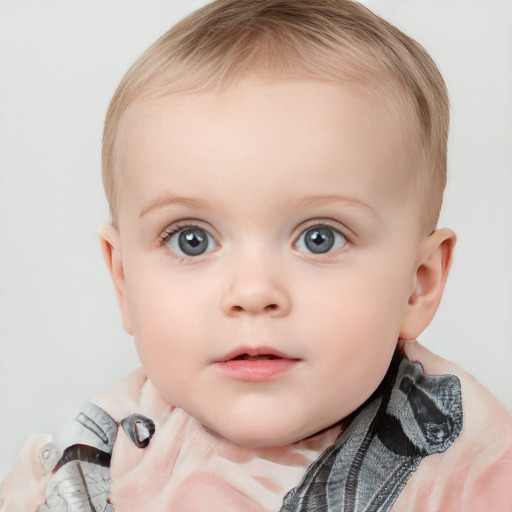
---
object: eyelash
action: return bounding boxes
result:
[298,221,346,237]
[159,222,216,261]
[157,222,207,246]
[157,220,350,259]
[294,221,348,252]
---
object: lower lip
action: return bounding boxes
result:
[215,359,300,382]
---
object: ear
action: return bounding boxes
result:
[399,228,456,340]
[99,224,133,335]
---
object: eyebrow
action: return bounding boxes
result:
[288,194,376,215]
[139,193,376,218]
[139,195,210,218]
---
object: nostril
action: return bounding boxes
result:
[230,304,279,314]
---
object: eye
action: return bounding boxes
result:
[295,225,346,254]
[165,226,218,257]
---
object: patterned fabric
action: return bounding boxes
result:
[31,350,463,512]
[281,350,463,511]
[35,403,117,512]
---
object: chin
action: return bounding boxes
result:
[211,421,312,448]
[227,433,300,448]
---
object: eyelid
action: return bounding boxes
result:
[292,220,350,255]
[293,219,350,242]
[158,220,220,260]
[158,220,217,244]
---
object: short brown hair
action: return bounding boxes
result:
[102,0,449,231]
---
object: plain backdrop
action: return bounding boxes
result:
[1,0,511,481]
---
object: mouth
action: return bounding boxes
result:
[231,353,282,361]
[217,345,299,363]
[215,346,301,382]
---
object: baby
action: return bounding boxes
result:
[2,1,511,511]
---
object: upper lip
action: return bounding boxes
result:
[215,345,300,362]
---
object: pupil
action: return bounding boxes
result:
[305,228,334,253]
[178,229,208,255]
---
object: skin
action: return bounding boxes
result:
[100,77,455,446]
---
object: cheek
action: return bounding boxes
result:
[300,258,413,372]
[305,262,411,332]
[302,272,408,410]
[126,266,211,370]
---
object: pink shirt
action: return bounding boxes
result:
[2,341,511,511]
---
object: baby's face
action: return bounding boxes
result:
[113,77,427,446]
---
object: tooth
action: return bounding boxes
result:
[230,353,283,361]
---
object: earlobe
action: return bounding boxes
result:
[98,224,133,335]
[399,228,456,340]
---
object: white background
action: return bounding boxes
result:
[1,0,511,481]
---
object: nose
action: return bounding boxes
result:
[220,258,291,317]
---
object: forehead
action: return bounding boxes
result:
[115,77,418,224]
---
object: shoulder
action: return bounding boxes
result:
[0,434,52,512]
[0,368,150,512]
[393,341,512,512]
